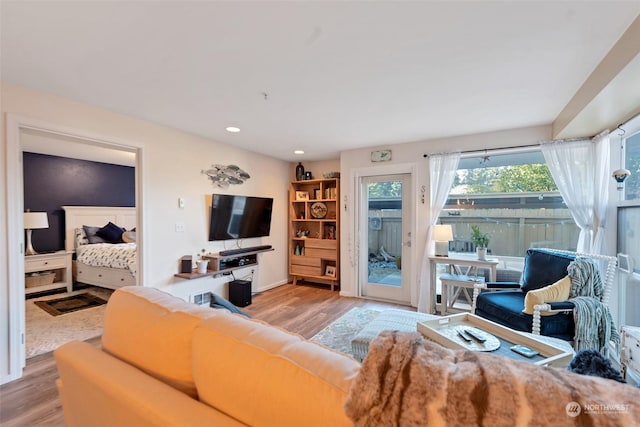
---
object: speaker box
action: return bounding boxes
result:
[229,279,252,307]
[180,256,193,273]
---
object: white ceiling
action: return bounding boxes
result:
[21,128,136,167]
[2,1,639,161]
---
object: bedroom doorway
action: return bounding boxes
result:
[4,114,144,383]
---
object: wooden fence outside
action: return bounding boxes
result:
[367,207,579,258]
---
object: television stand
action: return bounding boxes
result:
[174,247,274,280]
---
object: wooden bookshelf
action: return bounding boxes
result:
[289,178,340,290]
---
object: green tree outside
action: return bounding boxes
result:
[367,163,557,197]
[368,181,402,198]
[624,132,640,200]
[456,164,557,194]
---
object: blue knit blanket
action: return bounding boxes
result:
[568,257,619,354]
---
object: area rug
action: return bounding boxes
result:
[34,292,107,316]
[27,287,113,358]
[310,307,381,356]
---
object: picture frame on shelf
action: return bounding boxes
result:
[295,191,309,201]
[325,265,336,277]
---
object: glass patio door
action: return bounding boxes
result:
[359,173,412,303]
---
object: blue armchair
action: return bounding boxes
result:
[472,248,617,342]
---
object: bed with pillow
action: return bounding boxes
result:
[63,206,137,290]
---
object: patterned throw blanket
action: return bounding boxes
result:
[567,258,619,354]
[345,331,639,427]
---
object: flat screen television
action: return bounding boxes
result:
[209,194,274,241]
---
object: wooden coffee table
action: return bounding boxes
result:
[417,313,574,368]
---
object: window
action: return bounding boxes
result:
[624,130,640,201]
[438,150,580,257]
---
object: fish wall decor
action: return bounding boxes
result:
[201,164,250,189]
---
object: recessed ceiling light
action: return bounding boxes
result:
[294,150,305,155]
[226,126,240,133]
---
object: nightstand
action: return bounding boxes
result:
[25,251,73,295]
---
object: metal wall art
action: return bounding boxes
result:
[371,149,392,162]
[202,164,250,189]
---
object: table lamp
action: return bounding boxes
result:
[24,210,49,255]
[432,224,453,257]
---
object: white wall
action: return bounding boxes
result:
[339,125,552,306]
[290,159,340,181]
[1,82,291,382]
[0,87,8,382]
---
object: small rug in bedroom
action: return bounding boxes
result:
[310,307,381,356]
[34,292,108,316]
[27,287,113,358]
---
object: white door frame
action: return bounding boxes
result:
[353,162,417,304]
[3,114,145,384]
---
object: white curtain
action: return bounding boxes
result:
[417,152,460,313]
[592,131,611,254]
[541,131,610,254]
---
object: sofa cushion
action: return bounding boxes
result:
[192,312,360,427]
[476,291,530,330]
[101,286,216,399]
[82,225,109,244]
[521,249,575,293]
[475,290,574,341]
[54,341,246,427]
[522,275,572,315]
[96,221,125,243]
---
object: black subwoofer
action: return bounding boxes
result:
[229,279,252,307]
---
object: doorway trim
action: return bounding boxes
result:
[352,162,417,305]
[4,114,144,384]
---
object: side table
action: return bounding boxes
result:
[25,251,73,295]
[429,254,499,314]
[439,273,485,315]
[621,325,640,383]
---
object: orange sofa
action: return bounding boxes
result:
[54,286,360,427]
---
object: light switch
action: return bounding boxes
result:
[178,197,185,209]
[175,221,186,232]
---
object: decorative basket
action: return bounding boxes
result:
[323,172,340,179]
[25,271,56,288]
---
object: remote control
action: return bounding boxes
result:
[464,328,487,343]
[510,345,539,358]
[456,329,472,343]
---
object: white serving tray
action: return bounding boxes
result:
[417,313,574,367]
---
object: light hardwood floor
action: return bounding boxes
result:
[0,283,408,426]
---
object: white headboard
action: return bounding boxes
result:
[62,206,137,251]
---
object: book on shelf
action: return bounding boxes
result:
[324,187,337,199]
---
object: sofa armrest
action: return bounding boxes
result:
[547,301,575,310]
[531,301,575,335]
[55,341,246,427]
[471,282,522,314]
[484,282,521,289]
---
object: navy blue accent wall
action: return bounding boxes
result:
[23,152,135,252]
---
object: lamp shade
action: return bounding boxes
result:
[24,211,49,230]
[432,224,453,242]
[432,224,453,257]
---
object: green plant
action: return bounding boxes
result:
[470,225,489,248]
